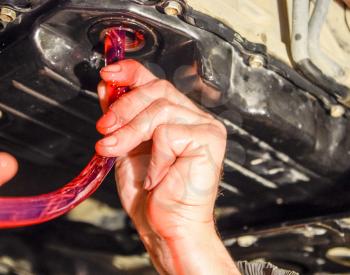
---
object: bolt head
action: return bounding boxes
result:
[248,54,265,68]
[164,1,183,16]
[0,7,16,23]
[330,105,345,118]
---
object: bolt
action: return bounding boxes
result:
[237,235,258,248]
[248,54,265,68]
[164,1,183,16]
[330,105,345,118]
[0,7,16,23]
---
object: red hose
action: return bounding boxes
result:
[0,27,126,228]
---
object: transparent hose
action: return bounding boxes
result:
[0,27,126,228]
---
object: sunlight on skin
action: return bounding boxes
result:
[0,152,18,186]
[95,60,240,275]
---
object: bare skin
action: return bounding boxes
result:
[0,59,240,274]
[0,152,18,186]
[96,60,240,275]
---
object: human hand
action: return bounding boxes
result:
[95,60,239,274]
[0,152,18,186]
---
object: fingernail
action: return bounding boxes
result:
[99,135,118,147]
[144,176,152,190]
[101,64,122,73]
[98,111,118,129]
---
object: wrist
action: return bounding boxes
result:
[165,225,240,275]
[141,223,218,274]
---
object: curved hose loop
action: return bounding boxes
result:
[0,156,116,228]
[291,0,350,107]
[0,27,126,228]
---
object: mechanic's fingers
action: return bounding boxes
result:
[143,126,176,191]
[145,124,227,191]
[95,99,210,157]
[100,59,157,89]
[97,79,203,135]
[0,152,18,186]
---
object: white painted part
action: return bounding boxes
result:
[287,168,310,183]
[187,0,350,86]
[295,226,327,238]
[250,158,266,166]
[224,158,278,189]
[221,118,314,183]
[112,254,151,270]
[237,235,258,247]
[223,238,237,247]
[68,198,126,231]
[220,181,241,194]
[326,247,350,267]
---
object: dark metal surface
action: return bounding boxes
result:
[1,0,350,273]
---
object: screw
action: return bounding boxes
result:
[330,105,345,118]
[164,1,183,16]
[0,7,16,23]
[248,54,265,68]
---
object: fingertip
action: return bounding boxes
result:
[96,134,121,157]
[100,59,157,88]
[99,135,118,146]
[100,72,119,84]
[96,111,121,135]
[100,62,123,81]
[100,63,122,74]
[0,152,18,186]
[95,141,116,158]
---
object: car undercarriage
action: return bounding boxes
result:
[1,0,350,274]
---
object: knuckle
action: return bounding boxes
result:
[152,98,175,114]
[124,58,141,68]
[206,120,227,140]
[154,79,175,96]
[153,97,169,106]
[134,62,145,76]
[157,79,173,90]
[125,122,140,135]
[216,120,228,136]
[116,94,133,108]
[204,112,215,120]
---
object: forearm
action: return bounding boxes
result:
[143,225,240,275]
[168,227,240,275]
